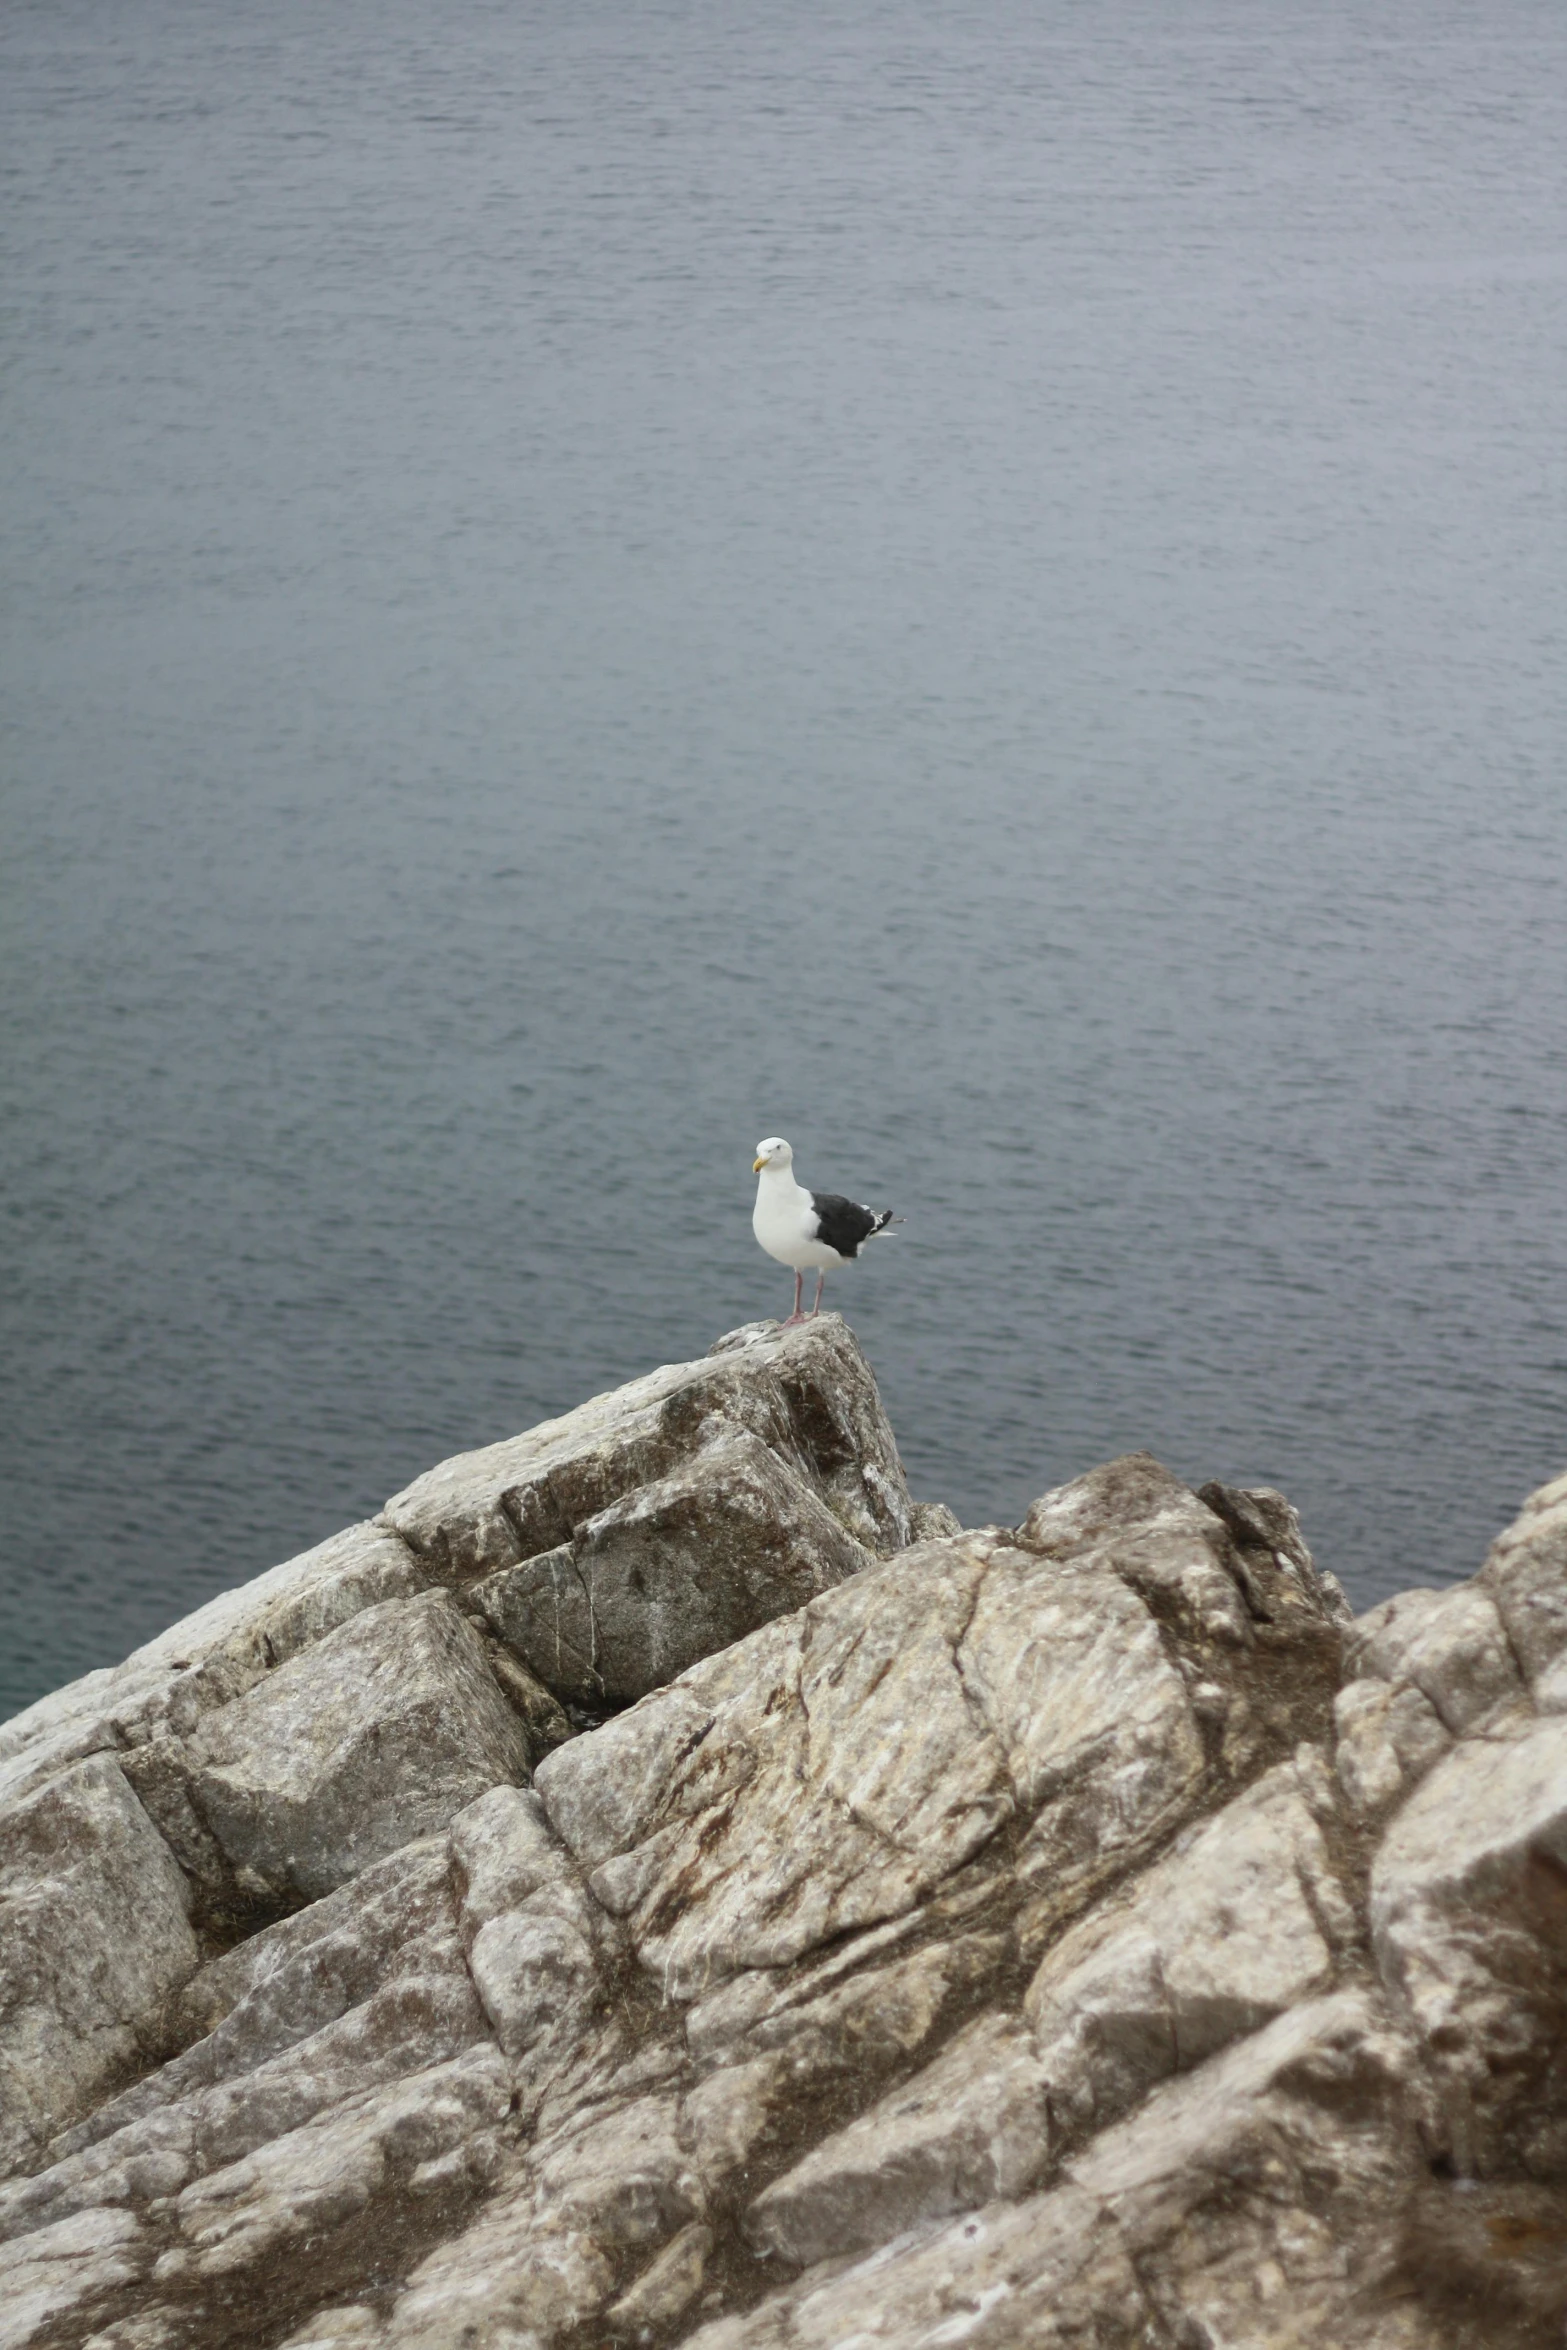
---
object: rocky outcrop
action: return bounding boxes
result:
[2,1320,1566,2348]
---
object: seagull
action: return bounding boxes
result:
[751,1137,902,1326]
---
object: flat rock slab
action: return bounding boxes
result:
[1482,1470,1567,1686]
[0,1756,199,2179]
[746,2011,1052,2264]
[381,1316,914,1585]
[535,1526,1208,2001]
[1371,1711,1567,2176]
[128,1592,527,1908]
[472,1426,875,1705]
[685,1994,1424,2350]
[1024,1753,1350,2148]
[0,1523,426,1818]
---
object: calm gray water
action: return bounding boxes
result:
[3,0,1565,1721]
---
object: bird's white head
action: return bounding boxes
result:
[753,1136,793,1174]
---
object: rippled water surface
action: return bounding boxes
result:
[3,0,1565,1718]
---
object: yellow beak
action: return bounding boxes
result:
[753,1156,767,1172]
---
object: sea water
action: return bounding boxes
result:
[2,0,1564,1716]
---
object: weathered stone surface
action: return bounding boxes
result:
[382,2199,611,2349]
[683,1918,1005,2077]
[480,1644,574,1753]
[472,1427,875,1705]
[907,1499,963,1543]
[171,1837,463,2060]
[746,2012,1050,2263]
[1024,1751,1352,2146]
[607,2219,714,2338]
[128,1592,527,1907]
[0,1836,488,2261]
[535,1546,1009,1996]
[0,2205,153,2350]
[1350,1583,1526,1736]
[30,1838,466,2171]
[0,2111,196,2257]
[1371,1713,1567,2176]
[685,1752,1366,2298]
[1482,1471,1567,1685]
[535,2091,703,2250]
[534,1525,1214,1999]
[275,2313,382,2348]
[1021,1453,1350,1650]
[468,1908,600,2071]
[1198,1475,1351,1609]
[1011,1451,1347,1833]
[957,1534,1209,1941]
[381,1315,914,1584]
[0,1982,491,2271]
[0,1525,426,1815]
[687,2182,1142,2350]
[5,1331,1567,2350]
[446,1786,607,2095]
[1062,1991,1431,2348]
[0,1757,200,2178]
[151,2047,510,2289]
[1019,1450,1257,1644]
[686,1995,1431,2350]
[1335,1673,1451,1820]
[449,1784,570,1931]
[682,1928,1009,2192]
[374,2070,717,2346]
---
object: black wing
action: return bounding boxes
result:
[810,1191,892,1259]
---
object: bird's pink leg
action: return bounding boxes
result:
[810,1273,826,1317]
[780,1271,807,1328]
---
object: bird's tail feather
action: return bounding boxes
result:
[867,1211,904,1239]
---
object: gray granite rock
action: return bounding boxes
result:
[683,1994,1433,2350]
[381,1314,914,1584]
[0,2206,154,2350]
[533,1522,1221,2000]
[681,1927,1008,2194]
[380,2199,611,2350]
[1020,1451,1349,1646]
[606,2219,713,2339]
[149,2046,510,2293]
[1482,1469,1567,1684]
[1350,1582,1526,1736]
[745,2011,1051,2264]
[1334,1674,1452,1821]
[1371,1711,1567,2177]
[0,1840,487,2254]
[3,1334,1566,2350]
[471,1426,875,1705]
[0,1525,426,1818]
[0,1757,200,2178]
[126,1592,528,1908]
[1023,1750,1352,2148]
[534,1541,1021,1996]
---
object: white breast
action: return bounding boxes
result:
[753,1169,839,1271]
